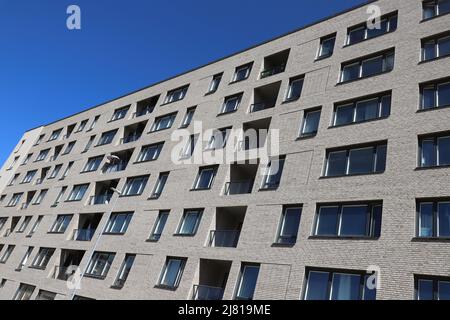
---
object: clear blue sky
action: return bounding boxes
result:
[0,0,366,165]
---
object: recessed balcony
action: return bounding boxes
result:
[71,213,102,241]
[192,259,232,300]
[224,163,258,195]
[208,206,246,248]
[249,82,281,113]
[260,49,290,79]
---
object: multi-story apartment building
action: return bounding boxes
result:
[0,0,450,300]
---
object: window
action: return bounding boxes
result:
[7,193,23,207]
[180,134,197,159]
[97,130,117,146]
[180,107,196,128]
[110,106,130,121]
[75,119,88,133]
[34,134,45,146]
[304,268,376,300]
[36,290,57,300]
[193,166,218,190]
[317,34,336,59]
[157,257,186,289]
[31,247,55,269]
[121,175,149,196]
[333,93,391,126]
[235,264,260,300]
[150,113,177,132]
[285,76,304,102]
[208,73,222,93]
[113,254,136,288]
[275,206,302,245]
[49,214,73,233]
[21,170,37,184]
[324,143,387,177]
[67,184,89,201]
[62,141,76,155]
[0,245,15,263]
[136,143,164,162]
[232,63,253,82]
[48,129,62,141]
[419,134,450,167]
[220,93,242,114]
[104,212,133,234]
[0,217,7,231]
[420,80,450,109]
[8,174,19,186]
[28,216,43,237]
[346,12,397,45]
[18,216,32,233]
[176,209,203,236]
[85,252,115,279]
[13,284,35,300]
[83,135,96,152]
[423,0,450,20]
[300,108,321,137]
[35,149,50,162]
[21,153,32,165]
[261,156,286,190]
[164,85,189,104]
[416,275,450,300]
[87,115,100,131]
[314,203,382,238]
[83,155,104,172]
[150,172,169,199]
[33,190,48,205]
[7,156,19,170]
[17,246,33,269]
[422,33,450,61]
[149,211,169,241]
[48,164,62,179]
[417,200,450,238]
[61,162,74,179]
[53,186,67,206]
[206,127,231,150]
[340,50,394,83]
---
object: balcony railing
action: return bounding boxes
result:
[260,64,286,78]
[103,161,127,174]
[52,266,78,281]
[192,285,224,300]
[224,180,254,195]
[89,194,113,205]
[133,107,154,118]
[249,101,276,113]
[72,229,96,241]
[120,134,141,144]
[208,230,241,248]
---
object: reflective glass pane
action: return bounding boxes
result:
[417,279,433,300]
[355,98,379,122]
[361,56,383,77]
[423,41,436,60]
[419,203,434,237]
[437,83,450,107]
[305,271,329,300]
[438,281,450,300]
[237,266,260,300]
[334,104,354,126]
[331,273,361,300]
[326,151,347,176]
[438,202,450,237]
[302,111,321,135]
[342,63,360,82]
[438,37,450,57]
[340,206,368,236]
[438,136,450,165]
[421,139,436,166]
[348,147,374,174]
[348,27,365,44]
[316,207,339,236]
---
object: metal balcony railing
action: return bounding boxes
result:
[89,194,113,205]
[133,107,154,118]
[120,134,141,144]
[192,285,224,300]
[249,101,276,113]
[72,229,96,241]
[224,180,254,195]
[52,266,77,281]
[208,230,241,248]
[260,64,286,78]
[103,161,127,174]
